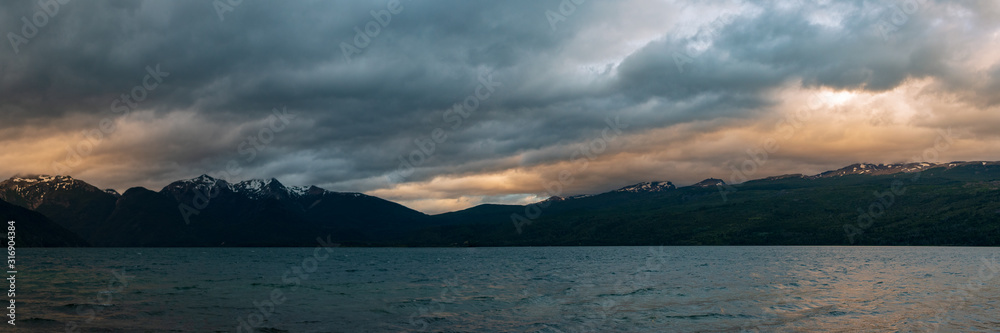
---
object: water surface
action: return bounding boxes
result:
[16,246,1000,332]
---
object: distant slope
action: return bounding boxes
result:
[160,176,433,245]
[96,187,205,246]
[0,174,437,246]
[0,175,116,243]
[412,162,1000,246]
[0,198,88,247]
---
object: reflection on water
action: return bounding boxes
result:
[17,246,1000,332]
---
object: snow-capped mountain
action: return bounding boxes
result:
[232,178,292,200]
[68,174,430,246]
[161,174,231,200]
[550,162,1000,199]
[0,175,106,209]
[811,162,935,178]
[162,174,371,202]
[540,196,566,202]
[614,181,676,193]
[6,160,1000,247]
[809,161,1000,178]
[0,174,118,242]
[689,178,726,188]
[0,173,430,246]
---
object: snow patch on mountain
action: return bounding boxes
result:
[4,175,80,191]
[615,181,676,193]
[288,186,310,197]
[233,179,275,199]
[0,175,108,209]
[164,175,354,201]
[689,178,726,188]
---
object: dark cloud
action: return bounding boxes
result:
[1,0,998,212]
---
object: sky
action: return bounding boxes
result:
[1,0,999,214]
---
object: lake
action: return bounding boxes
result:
[15,246,1000,332]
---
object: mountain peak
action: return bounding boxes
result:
[2,174,85,190]
[812,162,936,178]
[163,175,336,201]
[6,174,76,183]
[760,174,805,181]
[0,174,109,210]
[289,185,328,197]
[234,178,290,199]
[690,178,725,188]
[161,175,232,199]
[615,181,676,193]
[191,174,218,182]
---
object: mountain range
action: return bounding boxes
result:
[2,161,999,247]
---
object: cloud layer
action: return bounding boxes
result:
[2,0,999,213]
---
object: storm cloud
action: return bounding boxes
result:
[2,0,999,213]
